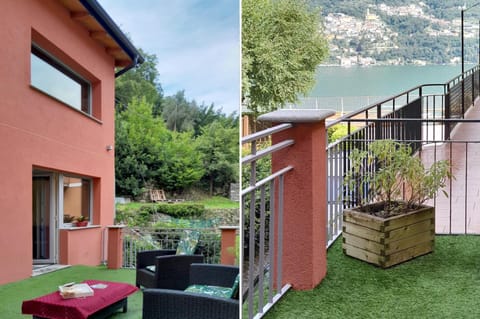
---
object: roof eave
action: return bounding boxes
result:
[78,0,144,74]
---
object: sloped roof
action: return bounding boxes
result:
[57,0,144,71]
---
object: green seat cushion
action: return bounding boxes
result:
[185,284,233,299]
[176,230,200,255]
[230,274,240,299]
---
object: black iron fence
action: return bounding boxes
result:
[122,227,221,268]
[326,65,480,236]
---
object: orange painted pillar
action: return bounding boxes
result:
[220,226,238,265]
[107,226,125,269]
[259,109,335,290]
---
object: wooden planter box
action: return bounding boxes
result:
[342,204,435,268]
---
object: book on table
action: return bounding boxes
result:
[58,283,94,299]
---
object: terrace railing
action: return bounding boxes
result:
[122,227,221,268]
[242,123,294,319]
[326,65,480,236]
[241,65,480,318]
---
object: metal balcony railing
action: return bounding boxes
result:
[242,124,294,319]
[122,227,221,268]
[241,65,480,318]
[326,65,480,236]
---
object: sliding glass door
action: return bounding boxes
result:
[32,174,55,263]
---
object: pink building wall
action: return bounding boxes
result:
[259,109,335,290]
[0,0,118,284]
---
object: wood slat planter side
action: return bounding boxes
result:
[342,205,435,268]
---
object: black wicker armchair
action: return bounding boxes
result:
[142,264,239,319]
[136,249,204,289]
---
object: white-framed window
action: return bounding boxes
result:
[31,44,91,114]
[59,175,93,227]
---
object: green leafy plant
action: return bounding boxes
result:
[327,123,349,144]
[63,214,75,223]
[75,215,89,222]
[344,140,452,217]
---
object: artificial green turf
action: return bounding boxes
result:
[0,265,140,318]
[264,235,480,319]
[193,196,239,209]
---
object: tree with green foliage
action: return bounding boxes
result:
[114,47,238,197]
[195,103,238,136]
[196,121,239,196]
[115,49,163,115]
[115,97,164,197]
[162,90,239,136]
[161,90,199,132]
[115,97,204,197]
[155,130,204,192]
[242,0,328,120]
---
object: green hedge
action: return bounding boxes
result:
[139,203,205,218]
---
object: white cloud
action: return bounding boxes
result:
[99,0,239,114]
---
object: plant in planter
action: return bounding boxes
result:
[74,215,89,227]
[63,214,75,223]
[342,140,452,268]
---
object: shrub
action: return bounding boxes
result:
[344,140,452,217]
[139,203,205,218]
[328,123,349,144]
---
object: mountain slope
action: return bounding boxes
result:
[314,0,478,65]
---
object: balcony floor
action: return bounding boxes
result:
[421,99,480,234]
[262,235,480,319]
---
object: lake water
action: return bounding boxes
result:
[293,64,475,112]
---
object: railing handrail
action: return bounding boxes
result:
[339,118,480,123]
[122,226,222,268]
[447,64,480,86]
[241,165,293,196]
[325,63,480,244]
[326,84,444,128]
[242,123,293,143]
[242,140,294,165]
[327,64,480,129]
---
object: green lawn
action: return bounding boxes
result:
[264,235,480,319]
[0,266,140,318]
[192,196,239,209]
[116,196,238,211]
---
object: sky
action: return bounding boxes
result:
[99,0,240,115]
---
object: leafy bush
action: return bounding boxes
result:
[344,140,452,217]
[139,203,205,218]
[328,123,349,144]
[115,208,151,227]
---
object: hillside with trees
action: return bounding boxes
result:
[313,0,479,65]
[115,49,238,199]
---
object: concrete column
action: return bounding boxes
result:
[107,225,125,269]
[220,226,238,265]
[259,109,335,290]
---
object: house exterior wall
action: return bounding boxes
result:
[0,0,116,284]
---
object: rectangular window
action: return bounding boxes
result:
[61,176,92,227]
[31,45,91,113]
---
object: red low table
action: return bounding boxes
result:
[22,280,138,319]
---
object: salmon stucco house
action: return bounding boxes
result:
[0,0,143,285]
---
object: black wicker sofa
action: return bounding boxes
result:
[142,263,239,319]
